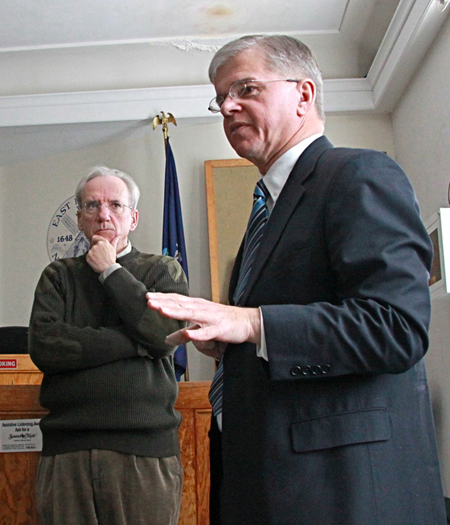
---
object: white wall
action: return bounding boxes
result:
[392,14,450,496]
[325,114,395,157]
[0,113,394,381]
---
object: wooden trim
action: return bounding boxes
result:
[176,381,211,409]
[195,409,213,524]
[205,160,219,303]
[0,385,43,412]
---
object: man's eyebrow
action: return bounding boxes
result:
[85,198,122,204]
[216,77,256,96]
[231,77,257,85]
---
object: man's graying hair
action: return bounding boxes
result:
[209,34,325,121]
[75,166,141,208]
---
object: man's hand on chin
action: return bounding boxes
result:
[86,235,121,273]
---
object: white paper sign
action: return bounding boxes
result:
[0,419,42,453]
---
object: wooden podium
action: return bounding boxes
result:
[0,355,211,524]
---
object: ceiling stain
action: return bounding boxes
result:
[193,3,242,35]
[205,5,234,19]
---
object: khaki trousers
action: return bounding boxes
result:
[35,449,183,525]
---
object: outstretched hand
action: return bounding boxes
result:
[146,293,261,358]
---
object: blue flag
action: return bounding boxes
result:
[162,137,189,381]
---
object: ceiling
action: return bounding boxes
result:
[0,0,386,50]
[0,0,448,165]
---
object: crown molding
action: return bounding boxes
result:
[0,79,376,128]
[368,0,449,112]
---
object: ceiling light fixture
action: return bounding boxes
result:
[436,0,450,12]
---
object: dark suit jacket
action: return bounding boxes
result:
[212,136,446,524]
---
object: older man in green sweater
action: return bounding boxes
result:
[29,166,188,525]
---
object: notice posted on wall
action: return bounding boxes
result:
[0,419,42,453]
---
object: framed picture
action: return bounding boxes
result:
[425,208,450,298]
[204,159,260,304]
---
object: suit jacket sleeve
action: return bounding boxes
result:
[259,148,433,381]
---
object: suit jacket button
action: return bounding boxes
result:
[301,365,312,376]
[290,366,302,377]
[321,364,331,374]
[311,365,322,375]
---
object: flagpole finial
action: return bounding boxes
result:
[153,111,177,141]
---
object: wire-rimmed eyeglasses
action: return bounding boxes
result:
[81,201,134,215]
[208,78,300,113]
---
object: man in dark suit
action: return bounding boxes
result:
[147,35,446,524]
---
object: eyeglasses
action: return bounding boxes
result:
[81,201,134,215]
[208,78,300,113]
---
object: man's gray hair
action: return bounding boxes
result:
[75,166,140,208]
[209,34,324,121]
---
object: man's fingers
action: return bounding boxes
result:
[185,324,220,342]
[90,234,107,246]
[147,293,238,338]
[193,340,226,360]
[165,328,191,346]
[147,292,260,345]
[111,235,121,250]
[147,292,207,307]
[150,302,196,321]
[165,324,217,345]
[147,293,197,320]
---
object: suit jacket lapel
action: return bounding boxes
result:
[230,136,334,305]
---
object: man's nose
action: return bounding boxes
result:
[221,95,241,116]
[97,203,111,219]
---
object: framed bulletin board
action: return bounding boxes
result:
[205,159,260,304]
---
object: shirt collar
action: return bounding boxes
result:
[262,133,323,206]
[117,241,132,258]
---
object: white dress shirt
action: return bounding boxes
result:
[255,134,323,360]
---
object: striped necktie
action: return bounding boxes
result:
[233,179,270,305]
[209,179,269,419]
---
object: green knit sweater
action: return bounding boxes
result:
[29,247,188,457]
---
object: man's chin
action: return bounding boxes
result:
[96,230,116,242]
[232,143,263,167]
[227,135,261,162]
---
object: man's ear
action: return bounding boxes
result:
[296,79,316,116]
[129,209,139,231]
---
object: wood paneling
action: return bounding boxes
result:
[194,409,213,524]
[177,381,212,525]
[0,385,45,525]
[0,356,211,525]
